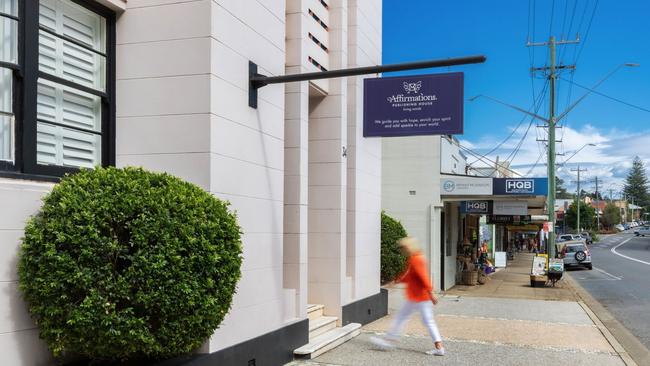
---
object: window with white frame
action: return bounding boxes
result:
[0,0,114,179]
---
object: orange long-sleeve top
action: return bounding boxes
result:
[398,251,433,302]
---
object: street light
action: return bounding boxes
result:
[558,143,597,167]
[469,63,638,257]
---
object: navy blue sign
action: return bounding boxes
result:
[493,178,548,196]
[460,200,493,214]
[363,73,464,137]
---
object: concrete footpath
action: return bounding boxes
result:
[287,252,634,366]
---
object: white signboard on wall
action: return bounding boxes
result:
[440,177,493,196]
[494,201,528,215]
[495,252,507,267]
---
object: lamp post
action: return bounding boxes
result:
[469,63,638,258]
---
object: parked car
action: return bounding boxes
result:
[623,223,630,230]
[634,226,650,237]
[580,232,593,245]
[557,234,583,242]
[562,242,592,270]
[615,224,625,232]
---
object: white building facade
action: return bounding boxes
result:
[0,0,384,364]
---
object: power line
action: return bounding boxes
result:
[468,80,549,165]
[574,0,600,63]
[559,76,650,114]
[525,147,548,176]
[458,144,524,178]
[504,81,550,165]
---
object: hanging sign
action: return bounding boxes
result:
[460,200,493,214]
[487,215,531,224]
[440,176,493,196]
[363,73,464,137]
[493,201,528,215]
[493,178,548,196]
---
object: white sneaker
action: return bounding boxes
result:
[426,347,445,356]
[370,336,395,350]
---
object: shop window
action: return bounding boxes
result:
[0,0,115,179]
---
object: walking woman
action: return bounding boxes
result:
[371,237,445,356]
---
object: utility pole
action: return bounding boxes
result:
[595,177,600,231]
[528,35,579,257]
[571,166,588,232]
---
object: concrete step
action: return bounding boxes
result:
[309,316,337,339]
[294,323,361,359]
[307,304,324,320]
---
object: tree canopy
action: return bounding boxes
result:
[623,156,650,210]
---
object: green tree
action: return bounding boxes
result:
[623,156,650,210]
[556,176,573,199]
[602,202,622,229]
[565,200,596,231]
[380,212,408,284]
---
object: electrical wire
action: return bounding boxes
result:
[525,147,547,176]
[468,80,549,166]
[503,81,550,165]
[574,0,600,63]
[559,76,650,114]
[458,144,525,178]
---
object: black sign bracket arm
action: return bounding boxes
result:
[248,55,487,108]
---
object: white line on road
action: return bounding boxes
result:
[592,267,622,280]
[610,237,650,266]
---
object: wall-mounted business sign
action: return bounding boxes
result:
[493,200,528,215]
[440,177,493,196]
[460,200,493,214]
[487,215,532,225]
[363,73,464,137]
[493,178,548,196]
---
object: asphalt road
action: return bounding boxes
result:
[570,231,650,350]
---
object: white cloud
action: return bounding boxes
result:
[463,123,650,196]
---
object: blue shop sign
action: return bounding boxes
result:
[460,200,493,214]
[363,72,464,137]
[493,178,548,196]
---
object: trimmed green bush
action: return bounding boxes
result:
[380,211,408,284]
[18,167,243,361]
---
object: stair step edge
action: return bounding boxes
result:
[294,323,361,355]
[309,316,338,331]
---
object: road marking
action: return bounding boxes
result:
[592,267,622,280]
[610,237,650,266]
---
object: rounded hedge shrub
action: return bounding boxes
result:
[380,211,408,284]
[18,167,243,362]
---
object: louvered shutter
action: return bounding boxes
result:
[36,0,106,169]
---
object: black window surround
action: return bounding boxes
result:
[0,0,116,182]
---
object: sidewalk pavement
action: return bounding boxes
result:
[287,252,632,366]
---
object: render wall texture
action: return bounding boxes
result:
[115,0,290,354]
[382,135,444,291]
[346,0,382,302]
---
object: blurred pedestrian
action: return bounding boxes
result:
[370,237,445,356]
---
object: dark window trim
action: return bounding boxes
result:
[38,71,108,97]
[37,118,103,136]
[7,0,116,181]
[38,25,108,57]
[0,11,19,21]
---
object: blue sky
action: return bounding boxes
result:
[383,0,650,195]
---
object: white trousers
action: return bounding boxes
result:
[387,300,443,343]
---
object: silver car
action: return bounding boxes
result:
[562,242,592,270]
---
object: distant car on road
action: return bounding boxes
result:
[557,234,583,242]
[634,226,650,237]
[580,232,593,245]
[562,242,592,270]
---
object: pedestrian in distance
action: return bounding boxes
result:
[370,237,445,356]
